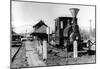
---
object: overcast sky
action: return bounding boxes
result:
[12,1,95,34]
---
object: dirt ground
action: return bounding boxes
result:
[46,45,96,66]
[11,45,28,68]
[11,42,96,68]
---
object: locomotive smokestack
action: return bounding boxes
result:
[69,8,80,18]
[69,8,80,24]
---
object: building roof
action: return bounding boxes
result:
[33,20,48,29]
[12,31,17,34]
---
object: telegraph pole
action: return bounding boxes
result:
[87,19,92,50]
[89,19,92,40]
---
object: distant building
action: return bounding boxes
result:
[11,30,21,40]
[12,30,17,35]
[33,20,48,33]
[11,30,22,47]
[31,20,48,40]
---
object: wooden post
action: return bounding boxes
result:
[73,40,78,58]
[38,40,42,56]
[65,48,68,60]
[43,40,47,60]
[46,27,50,43]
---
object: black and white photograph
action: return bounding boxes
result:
[11,0,96,68]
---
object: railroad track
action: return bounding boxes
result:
[11,46,22,62]
[11,42,25,62]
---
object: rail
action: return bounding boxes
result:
[11,46,22,62]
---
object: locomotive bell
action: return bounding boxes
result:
[69,8,80,18]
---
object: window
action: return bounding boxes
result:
[61,21,63,29]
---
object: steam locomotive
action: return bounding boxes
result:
[54,8,87,51]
